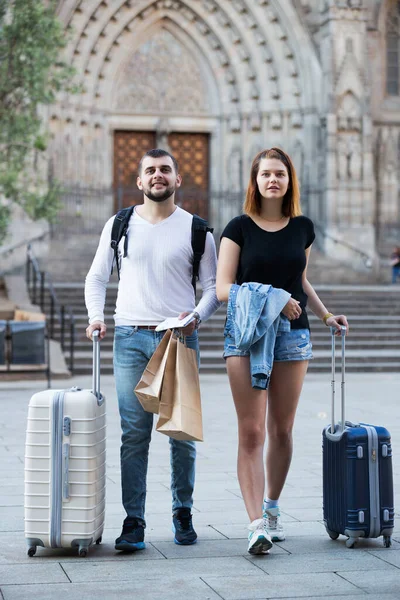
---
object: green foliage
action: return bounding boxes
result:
[0,204,10,245]
[0,0,77,245]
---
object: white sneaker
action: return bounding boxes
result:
[247,518,273,555]
[263,506,285,542]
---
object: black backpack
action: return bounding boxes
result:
[110,207,213,292]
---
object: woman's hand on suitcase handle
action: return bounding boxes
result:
[86,321,107,340]
[282,298,302,321]
[326,314,349,336]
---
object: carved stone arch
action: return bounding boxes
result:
[185,0,304,109]
[92,10,236,114]
[56,0,81,30]
[111,21,215,116]
[263,0,321,109]
[59,0,318,116]
[182,0,280,108]
[228,0,302,108]
[62,0,298,113]
[72,4,242,112]
[244,1,302,109]
[181,0,266,106]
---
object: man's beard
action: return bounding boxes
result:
[143,183,175,203]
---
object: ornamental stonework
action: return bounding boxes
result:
[114,28,209,115]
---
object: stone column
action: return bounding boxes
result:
[318,0,376,267]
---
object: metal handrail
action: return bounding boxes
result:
[26,244,75,372]
[314,224,373,268]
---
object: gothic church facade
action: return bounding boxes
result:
[49,0,400,263]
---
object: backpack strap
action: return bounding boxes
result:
[110,206,134,279]
[191,214,213,293]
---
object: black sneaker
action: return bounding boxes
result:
[172,507,197,545]
[115,517,145,552]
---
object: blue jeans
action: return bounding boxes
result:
[392,266,400,284]
[113,327,199,527]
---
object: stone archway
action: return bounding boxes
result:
[52,0,322,230]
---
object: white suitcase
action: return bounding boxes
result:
[24,331,106,557]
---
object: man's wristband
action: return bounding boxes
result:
[322,312,334,325]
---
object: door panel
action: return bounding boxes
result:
[168,132,209,219]
[113,130,210,219]
[113,131,156,210]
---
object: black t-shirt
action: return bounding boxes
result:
[221,215,315,330]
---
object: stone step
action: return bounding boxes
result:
[33,279,400,373]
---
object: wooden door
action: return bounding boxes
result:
[168,132,209,219]
[113,131,156,210]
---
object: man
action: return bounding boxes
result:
[85,149,220,551]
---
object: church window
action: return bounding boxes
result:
[387,1,400,95]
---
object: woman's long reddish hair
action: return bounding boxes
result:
[243,147,301,218]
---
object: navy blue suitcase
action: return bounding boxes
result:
[322,327,394,548]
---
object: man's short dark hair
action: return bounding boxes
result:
[138,149,179,175]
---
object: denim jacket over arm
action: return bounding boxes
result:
[228,283,291,390]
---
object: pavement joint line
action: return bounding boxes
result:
[334,571,369,594]
[208,525,229,540]
[199,576,226,599]
[243,554,276,572]
[148,542,168,559]
[226,490,242,500]
[261,543,291,555]
[59,562,72,583]
[365,550,400,570]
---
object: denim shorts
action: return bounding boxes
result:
[223,316,313,362]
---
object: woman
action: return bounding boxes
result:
[216,148,348,555]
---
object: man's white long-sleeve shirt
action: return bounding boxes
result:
[85,206,220,326]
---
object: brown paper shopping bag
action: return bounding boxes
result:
[134,329,173,413]
[156,336,203,442]
[155,334,178,426]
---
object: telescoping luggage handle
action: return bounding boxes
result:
[330,326,347,434]
[92,330,102,404]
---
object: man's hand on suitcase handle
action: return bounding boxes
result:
[86,321,107,340]
[326,314,349,336]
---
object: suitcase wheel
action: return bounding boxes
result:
[27,546,36,557]
[384,535,392,548]
[346,538,356,548]
[78,547,88,557]
[96,536,102,545]
[326,529,339,541]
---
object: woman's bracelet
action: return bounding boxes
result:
[322,312,334,325]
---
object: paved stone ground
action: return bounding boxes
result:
[0,371,399,600]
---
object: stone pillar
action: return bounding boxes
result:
[319,0,376,267]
